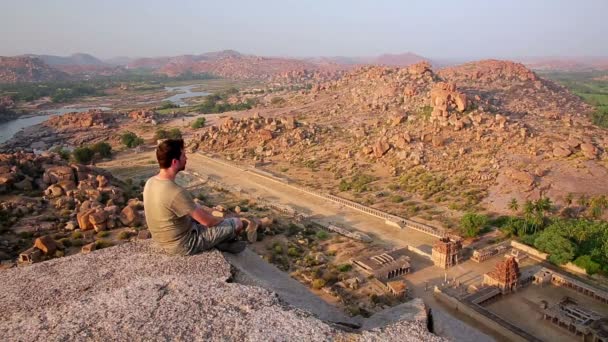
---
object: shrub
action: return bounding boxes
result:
[91,142,112,158]
[311,278,326,289]
[573,255,600,274]
[167,128,182,139]
[322,270,339,285]
[460,212,488,238]
[337,264,352,272]
[72,231,83,239]
[118,231,131,240]
[191,117,206,129]
[287,247,300,257]
[158,101,179,110]
[339,179,351,192]
[95,239,113,250]
[154,128,181,140]
[273,243,283,254]
[71,238,84,247]
[50,146,70,160]
[390,195,405,203]
[72,146,94,164]
[59,238,72,248]
[121,131,144,148]
[315,230,329,240]
[154,128,169,140]
[286,223,301,236]
[97,231,110,238]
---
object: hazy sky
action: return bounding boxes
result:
[1,0,606,59]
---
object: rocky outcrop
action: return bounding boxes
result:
[45,109,117,129]
[438,59,539,84]
[0,56,69,83]
[128,109,158,125]
[0,241,444,341]
[0,151,136,260]
[191,115,319,161]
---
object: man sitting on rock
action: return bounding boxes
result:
[143,139,258,254]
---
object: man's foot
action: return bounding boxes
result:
[215,240,247,254]
[241,218,259,243]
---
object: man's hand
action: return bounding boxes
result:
[190,207,224,227]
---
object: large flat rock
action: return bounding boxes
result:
[0,241,445,341]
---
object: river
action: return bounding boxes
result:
[0,106,110,144]
[0,83,209,144]
[162,84,210,107]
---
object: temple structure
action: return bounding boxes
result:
[483,257,520,294]
[352,248,411,281]
[431,237,462,269]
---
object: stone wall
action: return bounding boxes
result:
[510,240,548,260]
[196,152,446,238]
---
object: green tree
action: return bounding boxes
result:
[91,142,112,158]
[573,255,600,274]
[121,131,144,148]
[167,128,182,139]
[50,146,70,160]
[523,200,535,216]
[191,117,206,129]
[534,229,576,265]
[460,212,488,238]
[158,101,179,110]
[154,128,169,140]
[535,197,553,215]
[72,146,94,164]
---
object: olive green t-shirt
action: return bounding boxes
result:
[143,177,197,255]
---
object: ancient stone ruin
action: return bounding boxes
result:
[483,256,520,294]
[431,237,462,269]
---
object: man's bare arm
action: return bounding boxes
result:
[190,207,224,227]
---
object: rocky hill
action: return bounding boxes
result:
[518,56,608,71]
[362,52,430,67]
[0,241,444,341]
[190,60,608,222]
[0,56,69,83]
[24,53,105,66]
[160,54,319,80]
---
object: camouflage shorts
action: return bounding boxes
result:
[186,218,239,255]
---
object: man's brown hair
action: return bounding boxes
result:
[156,139,184,169]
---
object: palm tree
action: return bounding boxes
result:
[523,200,535,217]
[508,198,519,214]
[535,197,553,216]
[589,195,608,219]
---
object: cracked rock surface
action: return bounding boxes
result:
[0,241,445,341]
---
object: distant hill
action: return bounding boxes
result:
[305,52,430,67]
[23,53,106,66]
[127,50,244,70]
[0,56,69,83]
[517,57,608,71]
[126,50,317,80]
[363,52,429,66]
[102,56,134,66]
[20,53,130,77]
